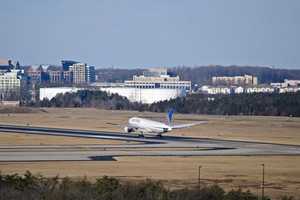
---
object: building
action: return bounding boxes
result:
[212,74,258,86]
[0,65,12,74]
[86,65,96,83]
[100,87,186,104]
[199,85,274,95]
[200,86,232,94]
[271,79,300,93]
[62,70,73,84]
[39,87,79,100]
[96,68,191,104]
[234,86,244,94]
[0,71,21,100]
[26,66,43,84]
[125,68,191,91]
[61,60,78,71]
[279,87,300,93]
[282,79,300,87]
[48,70,62,84]
[245,86,274,93]
[71,63,86,85]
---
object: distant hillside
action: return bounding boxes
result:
[96,66,300,85]
[170,65,300,85]
[96,68,143,82]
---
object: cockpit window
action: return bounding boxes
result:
[131,118,140,123]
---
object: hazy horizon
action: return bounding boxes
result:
[1,0,300,69]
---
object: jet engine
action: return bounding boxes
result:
[124,126,134,133]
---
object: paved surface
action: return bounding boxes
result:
[1,124,300,161]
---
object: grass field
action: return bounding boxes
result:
[1,156,299,199]
[0,108,300,199]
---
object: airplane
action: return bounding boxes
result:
[123,109,206,137]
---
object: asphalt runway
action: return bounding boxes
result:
[1,124,300,161]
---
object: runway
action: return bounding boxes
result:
[1,124,300,161]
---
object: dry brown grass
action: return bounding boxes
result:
[0,108,300,199]
[1,156,299,199]
[1,108,300,145]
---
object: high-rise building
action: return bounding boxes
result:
[61,60,78,71]
[0,71,21,100]
[86,65,96,83]
[70,63,86,85]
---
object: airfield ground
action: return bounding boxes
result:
[0,108,300,199]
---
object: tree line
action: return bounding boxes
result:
[26,90,300,117]
[149,92,300,117]
[26,90,146,111]
[2,171,293,200]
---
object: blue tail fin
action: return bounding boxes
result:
[167,109,174,125]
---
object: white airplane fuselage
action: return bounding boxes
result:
[124,117,172,136]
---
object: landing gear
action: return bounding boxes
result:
[138,132,144,138]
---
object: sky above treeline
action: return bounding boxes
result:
[0,0,299,69]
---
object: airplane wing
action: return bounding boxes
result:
[171,121,207,129]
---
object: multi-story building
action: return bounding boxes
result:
[125,68,191,91]
[86,65,96,83]
[0,70,21,100]
[212,74,258,86]
[61,60,78,71]
[70,63,86,85]
[26,66,43,84]
[48,70,62,84]
[62,70,73,84]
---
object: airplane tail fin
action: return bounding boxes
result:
[167,109,174,125]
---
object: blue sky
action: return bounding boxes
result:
[0,0,299,68]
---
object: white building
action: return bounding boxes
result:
[0,71,21,91]
[70,63,86,84]
[279,87,300,93]
[39,87,79,100]
[97,68,191,104]
[234,86,244,94]
[200,86,231,94]
[124,68,191,91]
[245,86,274,93]
[212,74,258,86]
[283,79,300,87]
[199,85,275,94]
[100,87,186,104]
